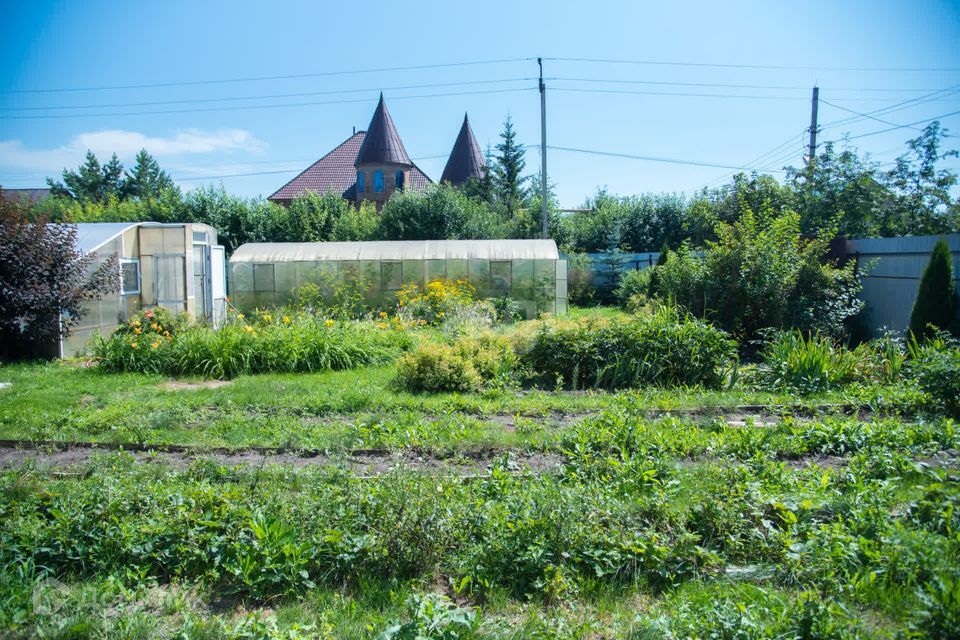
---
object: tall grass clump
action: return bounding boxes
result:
[94,311,413,378]
[757,331,859,394]
[521,304,736,389]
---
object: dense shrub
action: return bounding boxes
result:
[658,207,862,341]
[910,238,958,338]
[0,195,118,360]
[396,333,516,393]
[521,304,736,389]
[377,184,504,241]
[614,268,652,311]
[395,342,483,393]
[908,335,960,417]
[94,312,412,378]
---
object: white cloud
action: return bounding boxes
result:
[0,128,266,177]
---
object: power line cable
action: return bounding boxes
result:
[820,98,925,131]
[842,109,960,140]
[552,77,951,93]
[545,56,960,73]
[0,78,534,112]
[546,145,789,172]
[0,87,536,120]
[0,58,535,94]
[820,87,960,129]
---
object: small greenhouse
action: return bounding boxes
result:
[59,222,227,357]
[229,239,568,317]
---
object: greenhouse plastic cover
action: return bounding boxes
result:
[230,240,560,263]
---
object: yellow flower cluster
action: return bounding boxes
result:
[395,278,476,326]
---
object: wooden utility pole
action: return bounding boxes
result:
[538,57,548,238]
[807,86,819,166]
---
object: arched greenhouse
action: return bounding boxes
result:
[228,239,568,317]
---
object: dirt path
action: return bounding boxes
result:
[0,443,563,476]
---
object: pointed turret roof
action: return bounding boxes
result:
[441,113,485,186]
[354,94,412,166]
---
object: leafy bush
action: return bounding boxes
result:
[395,342,483,393]
[910,238,958,338]
[614,268,652,311]
[521,304,736,389]
[908,334,960,417]
[94,312,412,378]
[658,206,862,341]
[0,195,118,360]
[395,333,516,393]
[377,184,503,241]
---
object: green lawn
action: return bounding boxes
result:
[0,326,956,638]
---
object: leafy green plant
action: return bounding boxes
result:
[908,334,960,417]
[757,331,859,394]
[377,594,477,640]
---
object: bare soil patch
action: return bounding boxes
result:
[0,443,563,476]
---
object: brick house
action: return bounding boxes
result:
[268,94,485,208]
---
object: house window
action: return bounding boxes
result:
[374,170,385,193]
[120,259,140,295]
[357,171,365,193]
[395,170,405,191]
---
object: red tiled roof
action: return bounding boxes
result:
[268,131,431,204]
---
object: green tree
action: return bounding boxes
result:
[122,149,176,200]
[47,151,125,202]
[462,145,496,205]
[492,116,528,218]
[331,201,378,241]
[884,122,960,235]
[909,238,958,337]
[787,140,888,237]
[377,184,502,240]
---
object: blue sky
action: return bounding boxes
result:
[2,0,959,207]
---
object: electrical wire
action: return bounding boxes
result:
[0,78,534,112]
[843,109,960,140]
[546,145,789,172]
[0,58,535,94]
[0,87,536,120]
[544,56,960,73]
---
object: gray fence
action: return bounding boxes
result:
[848,234,960,334]
[563,233,960,334]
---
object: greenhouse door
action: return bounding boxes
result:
[193,242,211,322]
[153,254,186,312]
[210,246,226,327]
